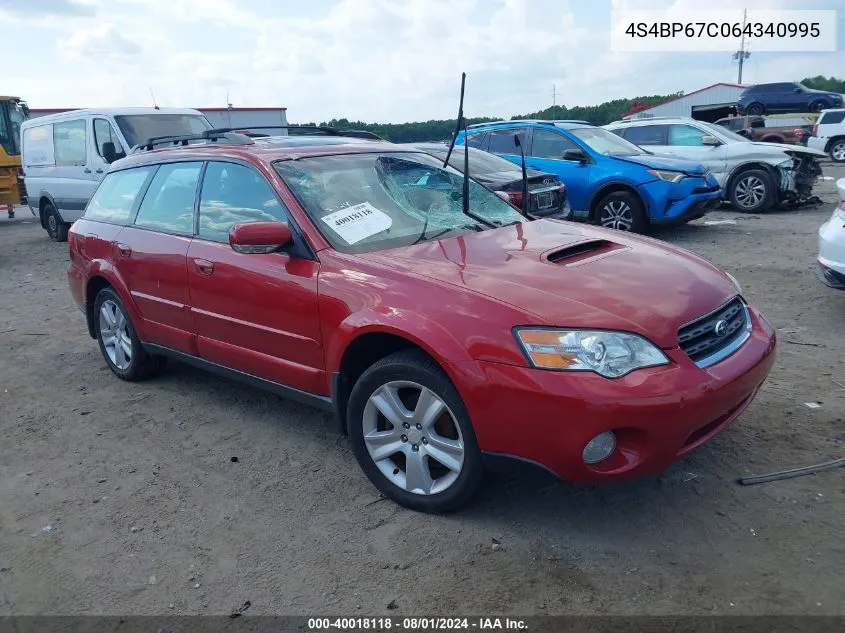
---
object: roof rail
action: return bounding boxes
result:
[466,119,558,129]
[223,125,385,140]
[133,125,386,152]
[134,129,255,152]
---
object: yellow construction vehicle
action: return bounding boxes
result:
[0,96,29,218]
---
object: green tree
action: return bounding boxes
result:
[801,76,845,93]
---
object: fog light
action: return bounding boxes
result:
[582,431,617,464]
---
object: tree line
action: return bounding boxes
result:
[294,76,843,143]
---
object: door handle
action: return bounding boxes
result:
[117,243,132,258]
[83,168,92,174]
[95,168,104,174]
[194,258,214,276]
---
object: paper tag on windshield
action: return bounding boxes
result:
[321,202,392,244]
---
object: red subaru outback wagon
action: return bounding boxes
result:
[67,130,777,512]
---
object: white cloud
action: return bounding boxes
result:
[60,23,143,58]
[7,0,845,122]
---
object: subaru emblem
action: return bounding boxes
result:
[714,320,728,337]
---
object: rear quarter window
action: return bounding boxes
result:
[84,167,154,224]
[819,111,845,125]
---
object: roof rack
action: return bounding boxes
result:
[134,125,385,152]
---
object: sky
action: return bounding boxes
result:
[3,0,844,123]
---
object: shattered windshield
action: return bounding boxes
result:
[274,152,525,254]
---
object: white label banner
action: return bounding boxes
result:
[611,10,836,52]
[321,202,393,245]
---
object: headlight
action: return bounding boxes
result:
[726,271,742,293]
[514,328,669,378]
[647,169,685,184]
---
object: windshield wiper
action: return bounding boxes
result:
[412,224,481,245]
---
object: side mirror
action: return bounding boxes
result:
[562,148,588,163]
[701,135,721,146]
[737,129,751,138]
[102,141,118,164]
[229,221,292,254]
[793,87,802,93]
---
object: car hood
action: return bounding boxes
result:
[360,220,737,349]
[742,141,827,158]
[614,153,708,175]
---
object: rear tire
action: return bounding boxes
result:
[828,139,845,162]
[347,349,484,513]
[746,103,765,116]
[730,169,774,213]
[94,287,165,381]
[44,203,68,242]
[594,191,647,233]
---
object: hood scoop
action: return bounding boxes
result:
[545,239,626,266]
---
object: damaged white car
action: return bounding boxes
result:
[605,117,825,213]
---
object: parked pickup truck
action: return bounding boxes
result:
[715,114,817,146]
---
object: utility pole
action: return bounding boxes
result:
[552,84,556,109]
[732,9,751,84]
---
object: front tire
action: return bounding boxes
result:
[810,100,827,113]
[347,350,484,513]
[594,191,647,233]
[829,139,845,162]
[94,288,165,381]
[746,103,765,116]
[44,203,68,242]
[730,169,774,212]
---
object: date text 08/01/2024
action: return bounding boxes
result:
[306,617,529,631]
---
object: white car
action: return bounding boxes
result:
[818,178,845,290]
[605,116,826,213]
[807,108,845,162]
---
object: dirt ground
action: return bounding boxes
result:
[0,165,843,618]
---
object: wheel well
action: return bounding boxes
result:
[85,276,112,338]
[726,163,779,195]
[334,332,433,435]
[38,197,51,228]
[588,184,641,221]
[825,136,845,151]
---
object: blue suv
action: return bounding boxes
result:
[737,82,843,115]
[456,120,722,233]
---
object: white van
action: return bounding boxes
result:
[21,107,211,240]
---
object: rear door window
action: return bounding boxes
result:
[621,125,667,146]
[465,132,489,150]
[134,162,202,234]
[198,162,290,242]
[84,167,154,224]
[488,129,527,154]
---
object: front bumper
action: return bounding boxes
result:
[639,175,723,224]
[453,303,776,483]
[818,213,845,289]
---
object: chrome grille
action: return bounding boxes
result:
[678,297,750,367]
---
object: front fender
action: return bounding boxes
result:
[326,308,476,380]
[84,260,147,341]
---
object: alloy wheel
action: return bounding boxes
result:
[831,142,845,161]
[734,176,766,210]
[99,300,132,370]
[599,200,634,231]
[47,212,57,238]
[362,380,464,496]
